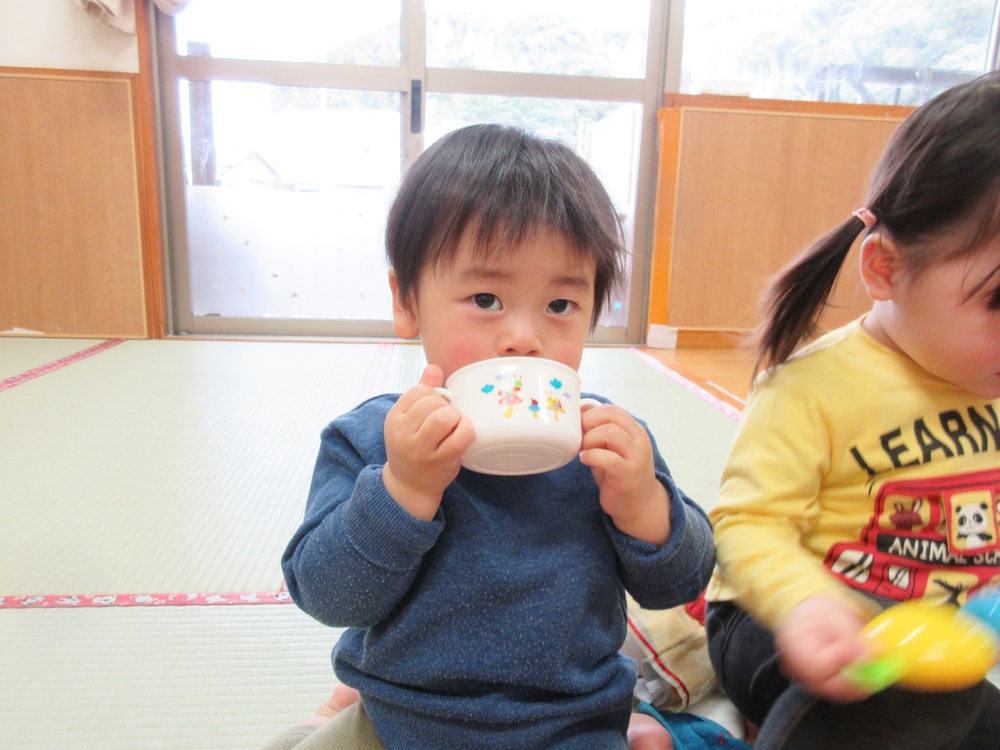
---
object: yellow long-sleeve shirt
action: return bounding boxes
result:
[707,317,1000,631]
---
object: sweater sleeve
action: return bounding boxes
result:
[608,426,716,611]
[282,400,444,628]
[708,376,876,630]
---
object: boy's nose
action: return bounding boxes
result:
[498,316,542,357]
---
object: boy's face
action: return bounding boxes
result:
[390,228,597,380]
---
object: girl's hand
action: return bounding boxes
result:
[775,594,875,703]
[580,404,670,546]
[382,365,475,521]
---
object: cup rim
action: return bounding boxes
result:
[445,356,578,384]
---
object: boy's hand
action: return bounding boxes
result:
[382,365,475,521]
[579,404,670,546]
[775,594,875,703]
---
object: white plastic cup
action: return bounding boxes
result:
[435,356,600,475]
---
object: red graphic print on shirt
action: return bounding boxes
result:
[825,468,1000,604]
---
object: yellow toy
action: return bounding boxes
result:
[846,590,1000,692]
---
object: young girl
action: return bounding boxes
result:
[705,71,1000,749]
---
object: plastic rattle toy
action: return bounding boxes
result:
[845,589,1000,693]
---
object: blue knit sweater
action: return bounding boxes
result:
[283,394,715,749]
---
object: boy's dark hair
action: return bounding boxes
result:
[386,123,626,327]
[755,70,1000,374]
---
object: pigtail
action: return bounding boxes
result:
[752,216,868,376]
[751,70,1000,378]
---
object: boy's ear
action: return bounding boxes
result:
[388,269,420,340]
[859,232,901,301]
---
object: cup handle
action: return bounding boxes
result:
[580,397,602,411]
[434,387,452,403]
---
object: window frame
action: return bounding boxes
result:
[154,0,673,344]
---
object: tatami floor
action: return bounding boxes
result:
[0,336,746,749]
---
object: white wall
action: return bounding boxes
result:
[0,0,139,73]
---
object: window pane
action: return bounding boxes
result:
[174,0,400,65]
[425,94,641,327]
[681,0,995,105]
[179,82,399,320]
[426,0,650,79]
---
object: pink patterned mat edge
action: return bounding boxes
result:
[0,338,126,393]
[1,589,293,609]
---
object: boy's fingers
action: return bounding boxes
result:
[419,364,445,388]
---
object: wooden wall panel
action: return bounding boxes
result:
[649,99,908,346]
[0,73,146,337]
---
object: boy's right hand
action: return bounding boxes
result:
[382,365,475,521]
[774,594,875,703]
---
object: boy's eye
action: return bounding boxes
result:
[547,299,575,315]
[472,293,501,311]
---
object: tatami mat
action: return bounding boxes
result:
[2,603,996,750]
[0,337,740,750]
[0,340,734,600]
[0,605,342,749]
[0,339,412,596]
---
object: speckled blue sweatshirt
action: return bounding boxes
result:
[282,394,716,749]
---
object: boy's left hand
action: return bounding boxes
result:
[580,404,671,546]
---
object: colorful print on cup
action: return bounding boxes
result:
[479,372,575,423]
[436,357,598,475]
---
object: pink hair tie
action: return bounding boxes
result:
[852,208,877,229]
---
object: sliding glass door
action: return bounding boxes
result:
[156,0,669,342]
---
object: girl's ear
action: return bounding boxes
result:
[859,232,901,301]
[389,269,420,340]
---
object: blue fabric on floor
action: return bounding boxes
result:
[636,702,753,749]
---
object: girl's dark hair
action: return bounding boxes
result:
[386,123,626,327]
[755,70,1000,374]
